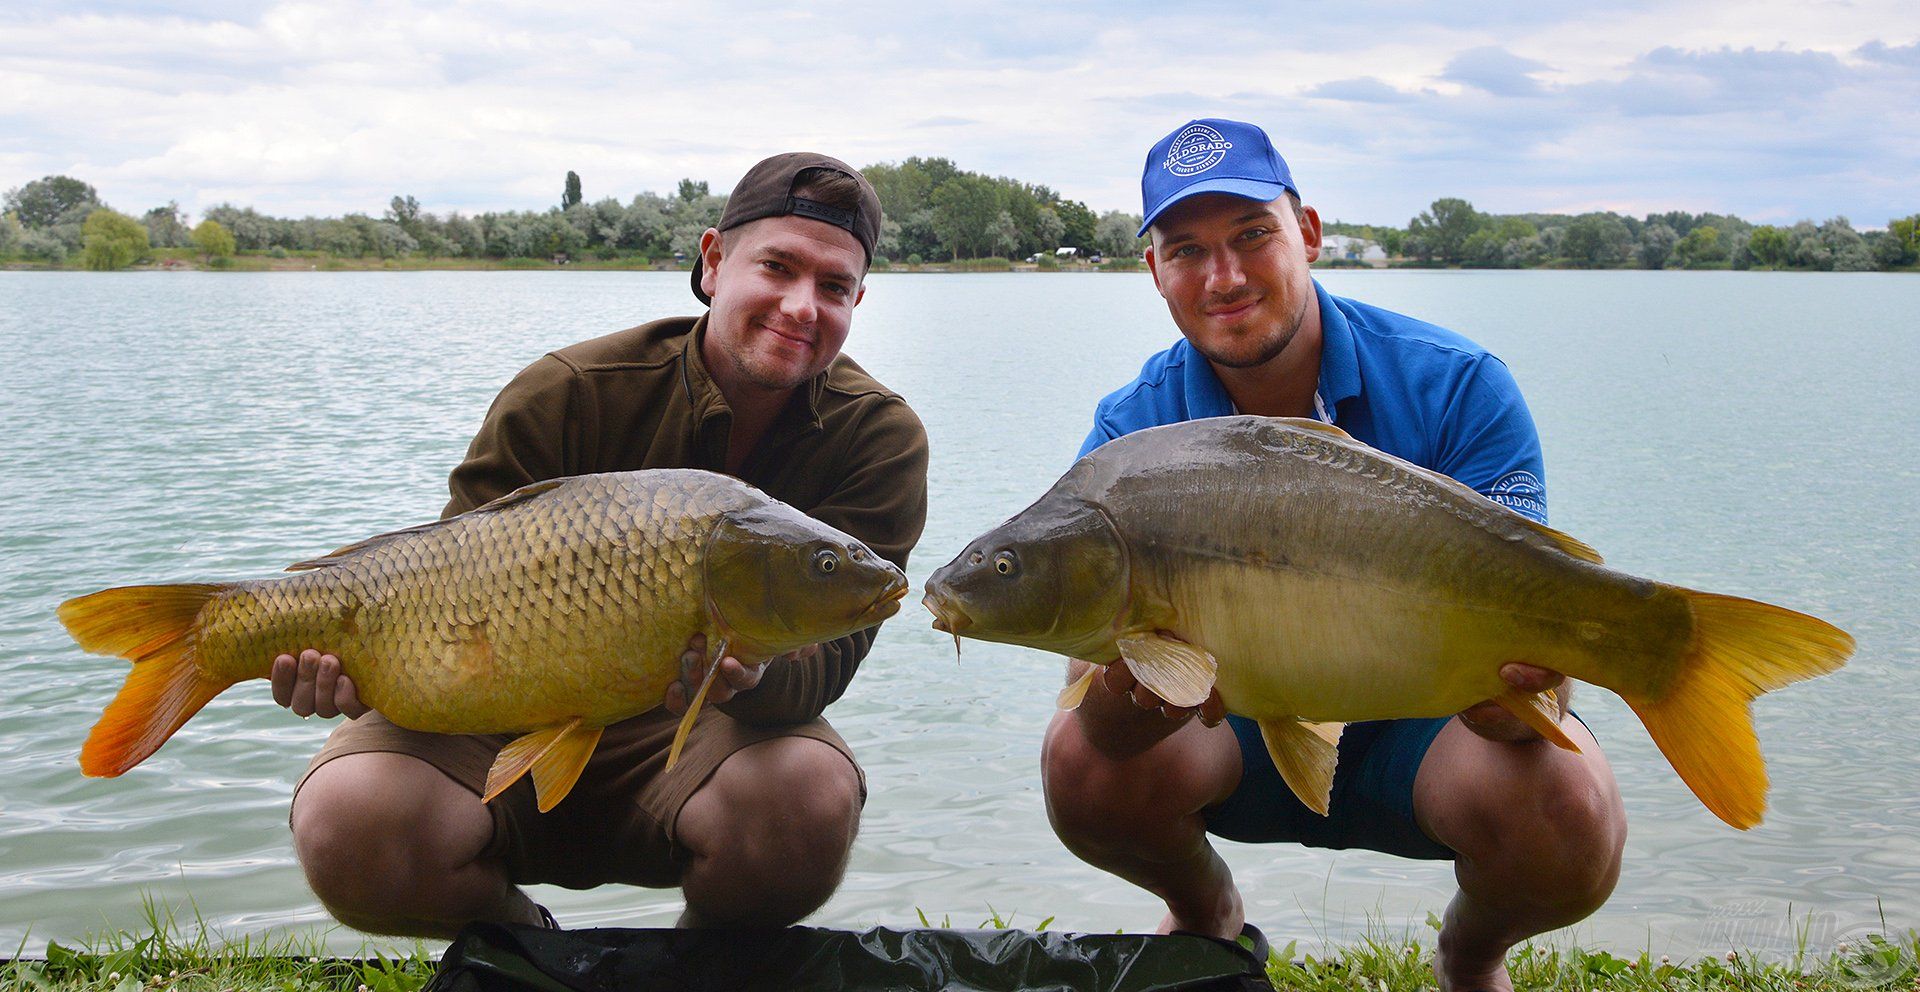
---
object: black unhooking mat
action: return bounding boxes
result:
[424,921,1274,992]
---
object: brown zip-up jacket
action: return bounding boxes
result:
[441,314,929,727]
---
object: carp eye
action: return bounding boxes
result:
[993,551,1018,576]
[814,549,840,574]
[969,550,985,566]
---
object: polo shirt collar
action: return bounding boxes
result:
[1313,280,1362,414]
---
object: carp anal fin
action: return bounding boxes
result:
[667,638,729,772]
[1056,666,1099,710]
[484,718,603,812]
[288,480,569,571]
[1257,718,1345,816]
[1493,686,1582,752]
[1116,633,1217,708]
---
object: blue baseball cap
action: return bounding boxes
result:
[1138,118,1297,236]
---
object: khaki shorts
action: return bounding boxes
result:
[293,707,863,890]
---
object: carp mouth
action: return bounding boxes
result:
[858,573,911,624]
[921,590,972,660]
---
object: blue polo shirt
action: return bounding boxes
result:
[1080,281,1547,524]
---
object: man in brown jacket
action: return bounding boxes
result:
[271,153,929,936]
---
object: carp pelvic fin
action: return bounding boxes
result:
[1257,718,1345,816]
[666,638,729,772]
[1056,666,1099,710]
[484,718,603,812]
[1116,633,1217,708]
[62,583,237,777]
[1492,686,1582,752]
[1626,590,1852,830]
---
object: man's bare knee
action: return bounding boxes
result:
[291,753,493,926]
[677,738,862,926]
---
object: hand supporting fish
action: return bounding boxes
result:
[271,649,368,720]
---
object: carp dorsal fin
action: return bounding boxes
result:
[284,479,569,572]
[1056,666,1100,710]
[285,520,449,571]
[467,478,569,514]
[1513,516,1605,565]
[1256,718,1344,815]
[1267,416,1356,440]
[1116,633,1217,708]
[1492,686,1582,751]
[483,717,604,812]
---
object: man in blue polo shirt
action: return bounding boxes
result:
[1040,119,1626,992]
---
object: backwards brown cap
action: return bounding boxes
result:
[691,151,884,305]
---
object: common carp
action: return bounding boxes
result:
[61,469,908,811]
[921,416,1852,829]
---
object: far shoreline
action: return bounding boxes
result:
[7,254,1904,275]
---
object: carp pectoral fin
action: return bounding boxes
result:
[484,717,601,811]
[1493,687,1582,752]
[667,638,729,772]
[1257,718,1345,816]
[1056,666,1099,710]
[1116,634,1217,708]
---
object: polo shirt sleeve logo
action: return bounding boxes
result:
[1164,124,1236,176]
[1485,469,1546,522]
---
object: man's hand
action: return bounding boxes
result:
[1456,662,1569,742]
[1068,657,1227,758]
[271,649,370,720]
[663,634,788,715]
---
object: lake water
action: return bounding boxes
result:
[1,269,1915,958]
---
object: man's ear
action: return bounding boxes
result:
[1299,205,1323,263]
[698,227,723,300]
[1144,244,1166,298]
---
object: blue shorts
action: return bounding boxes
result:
[1204,712,1593,860]
[1203,715,1456,860]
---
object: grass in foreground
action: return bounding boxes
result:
[6,909,1916,991]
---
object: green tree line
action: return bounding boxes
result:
[6,172,1918,273]
[1326,196,1920,271]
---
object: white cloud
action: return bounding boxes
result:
[2,1,1917,226]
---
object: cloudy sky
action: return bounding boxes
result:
[4,1,1917,227]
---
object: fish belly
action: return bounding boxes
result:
[1168,559,1605,725]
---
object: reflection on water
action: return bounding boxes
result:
[1,270,1914,955]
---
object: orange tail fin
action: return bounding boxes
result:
[59,583,235,777]
[1626,591,1853,830]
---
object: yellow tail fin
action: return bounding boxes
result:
[1627,591,1853,830]
[60,583,235,777]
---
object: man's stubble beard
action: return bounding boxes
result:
[1188,289,1312,371]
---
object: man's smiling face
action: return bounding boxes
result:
[1145,192,1322,371]
[701,214,867,392]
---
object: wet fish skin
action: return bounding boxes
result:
[923,416,1852,829]
[61,469,908,810]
